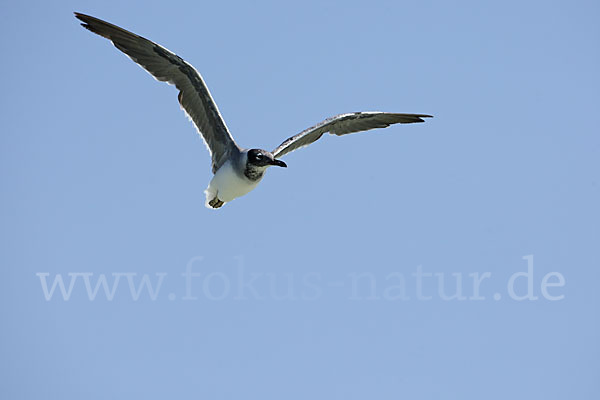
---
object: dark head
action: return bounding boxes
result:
[247,149,287,168]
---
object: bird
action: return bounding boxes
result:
[74,12,432,209]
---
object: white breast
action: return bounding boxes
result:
[204,160,263,206]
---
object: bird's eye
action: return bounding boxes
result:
[255,153,263,160]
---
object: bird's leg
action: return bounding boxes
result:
[208,197,224,208]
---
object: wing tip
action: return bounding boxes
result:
[74,12,101,35]
[73,11,89,22]
[411,114,434,123]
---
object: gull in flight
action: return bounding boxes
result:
[75,13,432,209]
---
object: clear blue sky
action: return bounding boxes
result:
[1,0,599,398]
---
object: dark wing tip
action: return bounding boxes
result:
[411,114,434,123]
[74,12,90,22]
[78,22,94,33]
[74,12,137,41]
[74,12,103,35]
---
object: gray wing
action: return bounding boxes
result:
[75,12,239,173]
[272,112,432,158]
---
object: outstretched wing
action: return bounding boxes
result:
[75,12,239,173]
[272,112,432,158]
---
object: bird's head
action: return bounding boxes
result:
[246,149,287,168]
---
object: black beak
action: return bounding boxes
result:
[271,159,287,168]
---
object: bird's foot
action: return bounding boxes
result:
[208,197,224,209]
